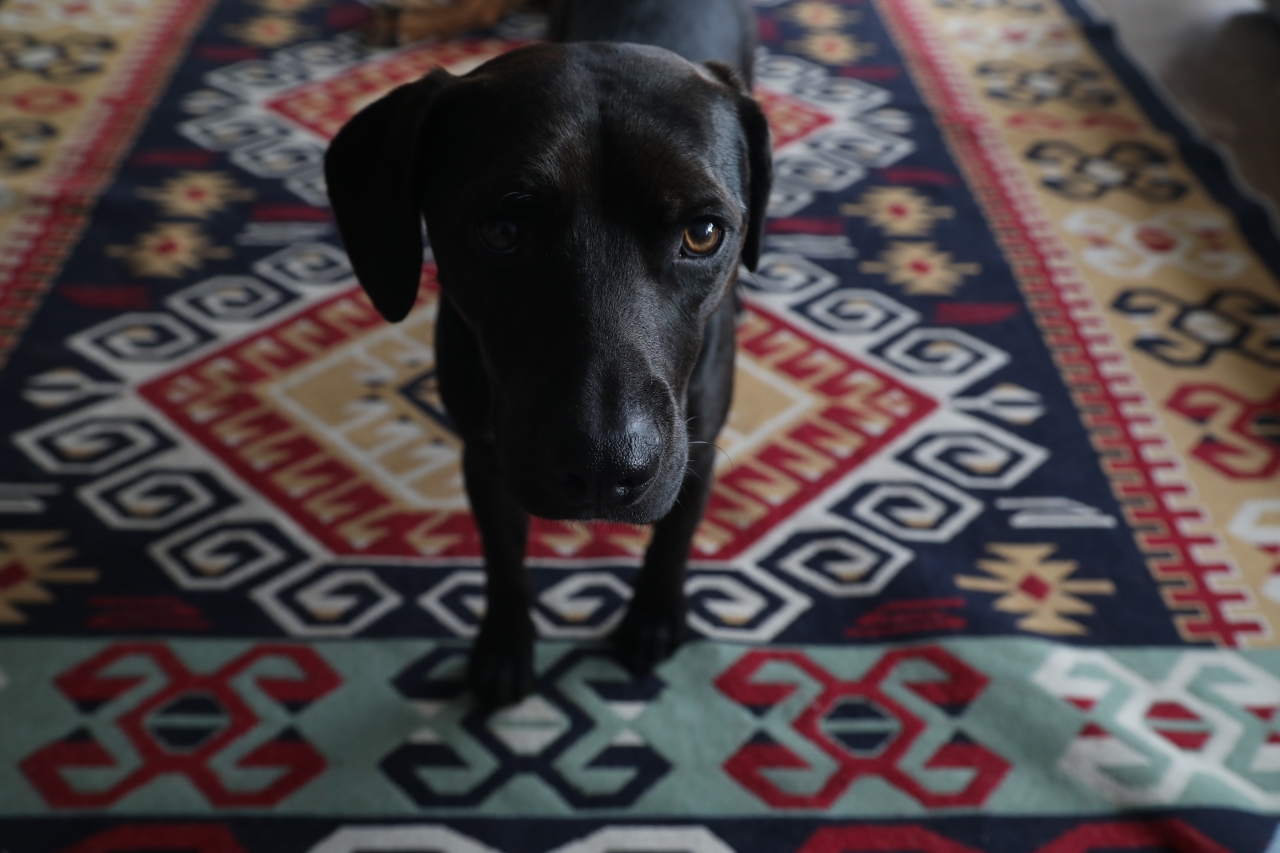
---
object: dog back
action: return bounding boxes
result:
[549,0,757,81]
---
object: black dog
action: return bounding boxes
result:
[325,0,772,707]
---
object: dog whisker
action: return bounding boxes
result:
[498,191,533,206]
[688,439,734,470]
[711,443,735,471]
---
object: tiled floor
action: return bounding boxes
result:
[1090,0,1280,213]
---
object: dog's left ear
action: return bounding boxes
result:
[325,67,455,323]
[704,61,773,272]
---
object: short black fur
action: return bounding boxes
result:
[324,0,772,707]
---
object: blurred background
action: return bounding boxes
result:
[1084,0,1279,210]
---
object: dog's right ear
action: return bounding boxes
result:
[734,94,773,273]
[325,68,454,323]
[703,61,773,273]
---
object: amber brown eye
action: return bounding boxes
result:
[478,218,519,253]
[682,219,723,256]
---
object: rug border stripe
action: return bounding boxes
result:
[0,0,222,371]
[874,0,1263,646]
[1064,0,1280,282]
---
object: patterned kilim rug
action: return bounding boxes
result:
[1,0,1280,850]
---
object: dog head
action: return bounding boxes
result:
[325,42,772,524]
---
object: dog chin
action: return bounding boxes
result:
[510,475,683,526]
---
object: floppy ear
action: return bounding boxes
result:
[324,67,454,322]
[702,61,773,273]
[735,94,773,273]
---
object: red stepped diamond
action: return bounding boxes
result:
[1136,225,1177,253]
[1017,574,1052,601]
[1145,701,1212,751]
[1155,728,1211,751]
[0,562,28,590]
[1146,701,1200,721]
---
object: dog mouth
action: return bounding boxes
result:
[502,435,687,525]
[488,366,689,524]
[527,495,669,525]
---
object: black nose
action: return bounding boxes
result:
[548,417,663,509]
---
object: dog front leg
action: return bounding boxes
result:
[615,296,735,672]
[614,440,716,673]
[463,442,536,707]
[436,296,536,707]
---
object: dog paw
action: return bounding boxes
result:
[468,622,536,710]
[613,598,686,674]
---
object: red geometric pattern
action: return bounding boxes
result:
[1143,701,1212,752]
[45,819,1239,853]
[1034,819,1234,853]
[22,644,340,808]
[57,825,249,853]
[266,39,522,140]
[265,37,834,154]
[47,819,1239,850]
[0,0,1275,848]
[695,307,937,558]
[875,0,1267,647]
[794,820,1234,853]
[755,87,836,148]
[140,278,935,561]
[797,826,983,853]
[0,0,218,370]
[716,647,1009,808]
[1165,383,1280,480]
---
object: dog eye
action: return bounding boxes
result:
[682,220,723,257]
[478,218,519,253]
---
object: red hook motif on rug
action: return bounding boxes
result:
[21,643,341,808]
[715,647,1009,808]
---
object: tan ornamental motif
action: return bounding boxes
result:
[785,1,859,30]
[0,531,97,624]
[842,186,956,237]
[956,543,1116,636]
[227,13,313,47]
[791,32,876,66]
[106,222,231,277]
[137,171,255,219]
[251,0,317,11]
[860,241,980,295]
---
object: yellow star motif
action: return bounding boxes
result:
[859,241,979,295]
[137,171,255,219]
[253,0,317,10]
[842,186,955,237]
[0,531,97,624]
[107,222,232,278]
[956,543,1115,636]
[227,14,314,47]
[785,1,859,29]
[791,32,876,65]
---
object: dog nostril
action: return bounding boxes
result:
[609,473,653,506]
[547,418,664,510]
